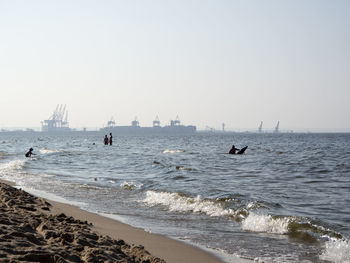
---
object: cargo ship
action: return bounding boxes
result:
[100,116,196,134]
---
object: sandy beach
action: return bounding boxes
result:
[0,179,232,263]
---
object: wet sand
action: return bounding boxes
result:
[0,179,237,263]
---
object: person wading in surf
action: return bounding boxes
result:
[109,133,113,146]
[25,148,35,157]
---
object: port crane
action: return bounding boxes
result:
[131,117,139,127]
[274,121,280,133]
[153,116,160,127]
[107,117,116,127]
[170,116,181,126]
[258,121,263,133]
[41,104,69,131]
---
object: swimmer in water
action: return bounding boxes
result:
[229,145,240,154]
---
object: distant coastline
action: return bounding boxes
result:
[1,127,350,134]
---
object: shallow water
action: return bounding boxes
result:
[0,132,349,262]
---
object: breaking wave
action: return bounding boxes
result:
[0,160,26,173]
[140,190,346,249]
[320,238,350,263]
[241,213,290,234]
[140,190,246,218]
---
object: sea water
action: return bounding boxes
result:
[0,132,349,262]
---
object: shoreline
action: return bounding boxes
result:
[0,179,250,263]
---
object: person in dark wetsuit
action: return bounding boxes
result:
[25,148,35,157]
[109,133,113,146]
[229,145,240,154]
[104,135,108,145]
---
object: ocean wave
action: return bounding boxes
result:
[141,190,241,218]
[288,218,343,243]
[242,213,345,245]
[241,213,290,234]
[320,238,350,263]
[0,160,26,173]
[140,190,345,250]
[39,148,60,154]
[163,149,185,154]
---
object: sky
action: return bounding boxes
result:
[1,0,349,131]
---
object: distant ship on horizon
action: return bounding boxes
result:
[100,115,196,134]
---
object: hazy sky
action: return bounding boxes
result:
[1,0,349,131]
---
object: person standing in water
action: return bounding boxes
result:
[109,133,113,146]
[25,148,35,157]
[104,135,108,145]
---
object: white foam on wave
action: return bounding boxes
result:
[141,190,237,217]
[39,148,60,154]
[0,159,56,188]
[320,238,350,263]
[241,213,290,234]
[141,191,294,237]
[0,160,26,173]
[163,149,185,154]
